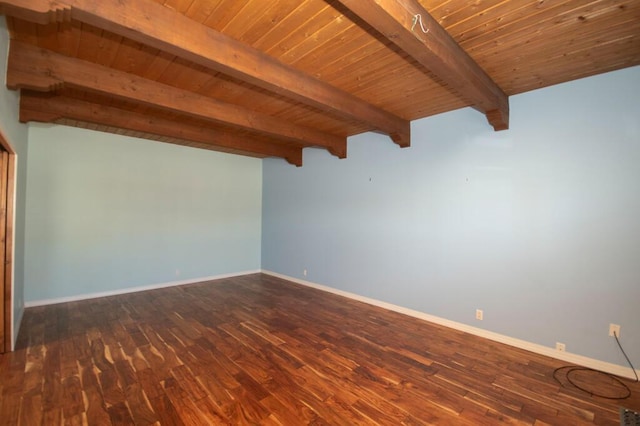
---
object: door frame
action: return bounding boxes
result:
[0,129,16,353]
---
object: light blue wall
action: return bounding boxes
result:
[262,66,640,368]
[0,16,28,348]
[25,125,262,302]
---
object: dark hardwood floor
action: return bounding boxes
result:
[1,273,638,425]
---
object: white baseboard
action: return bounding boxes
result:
[262,270,637,380]
[11,302,24,351]
[24,270,261,308]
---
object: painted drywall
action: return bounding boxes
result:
[25,125,262,302]
[0,16,29,348]
[262,66,640,368]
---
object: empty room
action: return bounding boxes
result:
[0,0,639,424]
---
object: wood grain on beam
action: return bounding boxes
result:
[334,0,509,131]
[19,92,304,166]
[0,0,410,147]
[7,41,345,158]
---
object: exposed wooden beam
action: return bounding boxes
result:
[0,0,411,147]
[334,0,509,131]
[7,41,346,158]
[19,92,304,166]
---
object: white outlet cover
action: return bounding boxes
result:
[609,324,621,337]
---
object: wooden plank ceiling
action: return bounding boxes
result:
[1,0,639,166]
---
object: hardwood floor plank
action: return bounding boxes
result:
[110,323,140,357]
[106,400,135,425]
[461,386,535,423]
[64,413,87,426]
[114,358,138,390]
[148,394,184,426]
[123,382,159,425]
[259,394,309,425]
[351,397,421,425]
[41,408,63,426]
[60,338,80,380]
[225,385,271,424]
[163,379,221,425]
[19,393,43,426]
[99,367,126,406]
[89,338,113,373]
[84,385,111,425]
[135,367,164,401]
[0,391,21,426]
[42,342,62,413]
[2,273,639,425]
[195,373,236,409]
[137,344,169,381]
[60,375,84,419]
[139,324,184,372]
[170,364,208,401]
[23,344,45,395]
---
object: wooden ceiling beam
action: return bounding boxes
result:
[19,92,304,166]
[0,0,411,147]
[7,41,345,158]
[334,0,510,131]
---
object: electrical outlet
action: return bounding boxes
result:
[556,342,566,352]
[475,309,483,321]
[175,269,180,277]
[303,269,307,277]
[609,323,620,337]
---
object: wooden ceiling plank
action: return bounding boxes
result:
[183,0,218,24]
[263,2,335,58]
[470,12,640,60]
[75,22,106,63]
[217,0,254,34]
[333,54,444,103]
[422,0,462,17]
[201,0,247,29]
[163,0,195,15]
[484,24,639,73]
[271,104,368,137]
[140,50,175,81]
[108,37,153,75]
[154,59,212,94]
[279,9,356,67]
[288,24,376,79]
[19,92,303,166]
[444,0,546,43]
[489,34,640,93]
[6,41,346,157]
[252,0,326,52]
[220,0,279,42]
[310,51,436,116]
[462,0,640,53]
[0,0,411,147]
[55,19,82,58]
[334,0,510,131]
[306,33,379,81]
[236,0,301,47]
[471,29,640,94]
[435,0,514,35]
